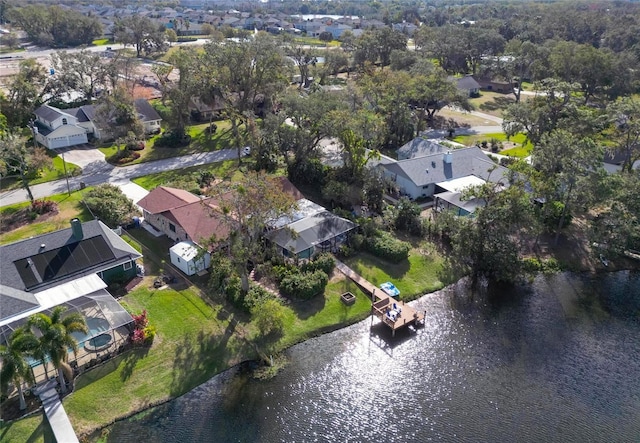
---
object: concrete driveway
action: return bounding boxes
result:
[116,180,150,209]
[58,145,112,175]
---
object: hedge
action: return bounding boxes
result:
[365,230,411,263]
[279,269,328,300]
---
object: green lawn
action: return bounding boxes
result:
[99,121,239,166]
[272,278,372,351]
[0,189,93,245]
[0,150,80,191]
[0,413,52,443]
[453,132,533,158]
[469,91,516,117]
[345,248,449,300]
[131,159,244,191]
[64,286,255,436]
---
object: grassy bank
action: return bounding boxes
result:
[345,248,449,299]
[65,285,255,436]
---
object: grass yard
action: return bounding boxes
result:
[100,121,239,166]
[0,189,93,245]
[470,91,516,117]
[63,286,256,436]
[0,413,53,443]
[269,276,372,352]
[0,150,80,191]
[437,108,497,127]
[131,159,244,190]
[345,247,449,300]
[453,132,533,158]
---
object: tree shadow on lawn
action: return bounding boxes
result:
[191,126,236,151]
[347,253,411,281]
[120,347,151,382]
[287,291,327,321]
[479,95,515,112]
[169,324,241,398]
[1,413,55,443]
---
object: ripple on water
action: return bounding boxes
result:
[106,271,640,443]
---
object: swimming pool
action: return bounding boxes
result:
[72,317,111,346]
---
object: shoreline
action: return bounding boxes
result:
[81,266,639,440]
[2,266,637,440]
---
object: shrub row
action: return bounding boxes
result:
[279,269,328,300]
[31,199,58,215]
[365,230,411,263]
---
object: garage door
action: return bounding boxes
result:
[67,133,88,146]
[49,137,68,149]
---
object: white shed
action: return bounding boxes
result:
[169,241,210,276]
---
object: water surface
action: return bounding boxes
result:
[107,271,640,442]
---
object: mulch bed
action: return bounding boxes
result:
[0,209,59,235]
[0,392,41,422]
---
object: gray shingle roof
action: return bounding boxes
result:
[134,99,162,122]
[397,138,447,160]
[383,147,510,187]
[65,105,95,123]
[34,105,65,123]
[0,220,141,293]
[454,75,481,91]
[0,285,39,324]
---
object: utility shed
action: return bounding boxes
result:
[170,241,210,276]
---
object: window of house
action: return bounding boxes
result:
[62,118,68,125]
[177,257,181,262]
[123,261,133,271]
[169,223,176,232]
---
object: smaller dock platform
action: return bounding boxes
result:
[335,260,425,336]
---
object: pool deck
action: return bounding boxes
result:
[35,380,80,443]
[334,260,425,336]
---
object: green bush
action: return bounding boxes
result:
[279,269,328,300]
[522,257,562,274]
[300,252,335,275]
[350,233,365,251]
[365,230,411,263]
[154,131,191,148]
[251,298,286,336]
[244,284,276,311]
[224,275,243,308]
[84,184,139,227]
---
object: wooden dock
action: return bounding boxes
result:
[335,260,425,336]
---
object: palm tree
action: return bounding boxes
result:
[0,326,39,410]
[28,307,88,394]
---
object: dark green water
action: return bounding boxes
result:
[106,271,640,442]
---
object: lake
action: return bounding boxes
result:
[105,271,640,442]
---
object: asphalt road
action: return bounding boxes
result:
[0,148,238,207]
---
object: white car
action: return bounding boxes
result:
[242,146,251,157]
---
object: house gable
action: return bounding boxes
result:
[137,186,202,215]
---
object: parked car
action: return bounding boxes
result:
[242,146,251,157]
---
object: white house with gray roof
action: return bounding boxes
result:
[380,147,511,213]
[33,99,162,149]
[33,105,90,149]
